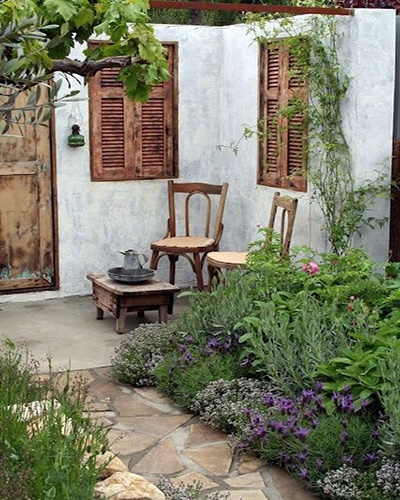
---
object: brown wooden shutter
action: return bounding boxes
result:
[259,42,307,192]
[89,42,178,181]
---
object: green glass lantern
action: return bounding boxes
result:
[68,124,85,147]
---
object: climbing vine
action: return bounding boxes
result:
[243,15,390,254]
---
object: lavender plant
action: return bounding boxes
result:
[234,386,381,491]
[111,322,178,386]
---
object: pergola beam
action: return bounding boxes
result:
[149,1,354,16]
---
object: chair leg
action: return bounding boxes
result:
[168,255,178,285]
[208,263,218,291]
[193,253,204,291]
[150,250,159,270]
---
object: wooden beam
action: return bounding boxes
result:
[149,1,354,16]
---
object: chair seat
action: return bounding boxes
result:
[151,236,215,253]
[207,251,248,269]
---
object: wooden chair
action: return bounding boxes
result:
[150,181,229,290]
[207,192,298,287]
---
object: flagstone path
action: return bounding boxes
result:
[77,367,317,500]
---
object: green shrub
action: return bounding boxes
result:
[154,351,240,410]
[317,310,400,406]
[111,322,178,386]
[238,295,357,396]
[0,340,108,500]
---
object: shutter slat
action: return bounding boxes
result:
[141,97,165,173]
[101,97,125,169]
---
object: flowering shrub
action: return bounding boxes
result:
[111,322,178,386]
[191,378,276,432]
[376,459,400,497]
[234,387,382,492]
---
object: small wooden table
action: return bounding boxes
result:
[87,274,180,334]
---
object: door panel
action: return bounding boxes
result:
[0,94,57,293]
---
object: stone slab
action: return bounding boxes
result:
[185,422,226,448]
[185,442,232,476]
[117,414,193,437]
[224,473,265,489]
[108,429,158,455]
[133,438,185,475]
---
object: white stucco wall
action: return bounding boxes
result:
[0,9,395,303]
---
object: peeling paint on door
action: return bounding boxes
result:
[0,92,57,293]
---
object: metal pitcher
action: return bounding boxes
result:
[119,249,148,270]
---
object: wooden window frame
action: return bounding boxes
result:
[88,41,179,182]
[258,40,308,193]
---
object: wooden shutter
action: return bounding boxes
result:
[259,42,307,192]
[89,43,178,181]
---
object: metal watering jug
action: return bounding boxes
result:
[119,249,148,270]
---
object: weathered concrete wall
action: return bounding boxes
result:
[0,10,395,303]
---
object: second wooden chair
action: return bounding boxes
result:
[206,191,298,287]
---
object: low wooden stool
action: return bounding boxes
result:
[87,274,180,334]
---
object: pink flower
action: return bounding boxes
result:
[302,261,319,276]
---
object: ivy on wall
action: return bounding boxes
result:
[245,15,390,254]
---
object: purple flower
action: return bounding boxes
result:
[314,395,324,408]
[299,468,309,480]
[316,459,324,472]
[178,344,186,353]
[262,393,276,407]
[298,450,308,463]
[185,335,194,344]
[340,394,355,413]
[311,418,320,428]
[207,338,220,349]
[363,453,377,466]
[332,392,340,405]
[277,397,296,415]
[341,419,348,428]
[280,452,291,464]
[255,425,267,438]
[343,385,351,393]
[360,398,370,409]
[371,429,381,440]
[300,389,315,405]
[340,431,349,443]
[294,427,311,441]
[184,351,193,363]
[270,421,288,436]
[343,455,354,465]
[240,356,252,367]
[315,381,324,394]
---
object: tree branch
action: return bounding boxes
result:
[51,55,144,77]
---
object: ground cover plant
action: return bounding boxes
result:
[0,339,109,500]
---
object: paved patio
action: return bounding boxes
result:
[81,367,316,500]
[0,295,188,372]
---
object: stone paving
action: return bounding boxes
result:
[72,367,317,500]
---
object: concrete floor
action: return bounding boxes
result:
[0,295,189,373]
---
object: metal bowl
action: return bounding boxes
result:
[107,267,155,284]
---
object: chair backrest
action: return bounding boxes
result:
[167,181,229,241]
[267,191,298,257]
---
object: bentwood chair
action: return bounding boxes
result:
[206,192,298,288]
[150,181,229,290]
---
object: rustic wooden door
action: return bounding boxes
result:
[0,110,57,293]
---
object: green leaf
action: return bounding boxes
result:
[74,7,94,28]
[43,0,77,22]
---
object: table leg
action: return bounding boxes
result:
[137,311,145,319]
[159,305,168,323]
[116,308,128,334]
[96,307,104,320]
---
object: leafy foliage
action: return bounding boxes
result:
[0,0,169,132]
[0,339,108,500]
